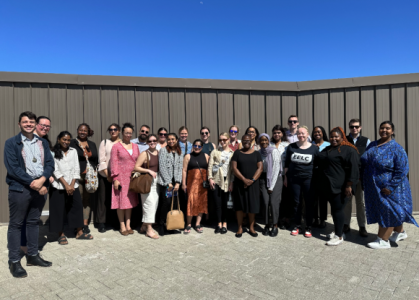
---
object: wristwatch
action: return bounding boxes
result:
[252,178,256,182]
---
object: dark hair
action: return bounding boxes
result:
[19,111,37,123]
[193,139,203,146]
[200,126,211,134]
[349,118,361,126]
[241,134,252,142]
[140,124,150,130]
[35,116,53,150]
[36,116,51,123]
[330,127,359,154]
[53,131,73,160]
[147,134,158,143]
[288,115,298,122]
[271,125,289,143]
[158,127,168,134]
[121,122,134,134]
[379,121,396,139]
[77,123,94,137]
[245,126,260,143]
[179,126,189,133]
[312,126,329,142]
[107,123,120,132]
[166,133,182,155]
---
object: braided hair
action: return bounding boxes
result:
[330,127,359,154]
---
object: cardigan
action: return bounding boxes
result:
[69,139,98,173]
[207,148,234,192]
[98,139,120,177]
[157,147,183,186]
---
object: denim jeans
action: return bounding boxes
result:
[8,186,46,262]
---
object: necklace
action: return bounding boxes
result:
[24,139,39,163]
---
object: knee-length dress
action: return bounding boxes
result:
[232,150,262,213]
[361,139,418,228]
[110,142,140,209]
[186,152,208,216]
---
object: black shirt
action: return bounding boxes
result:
[285,143,319,179]
[69,139,98,173]
[317,145,360,194]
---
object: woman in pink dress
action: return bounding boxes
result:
[110,123,140,236]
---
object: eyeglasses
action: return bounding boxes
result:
[219,139,228,142]
[148,140,157,143]
[38,124,51,129]
[141,130,149,134]
[193,145,202,149]
[288,120,298,124]
[109,128,118,132]
[159,133,167,136]
[124,133,133,136]
[230,130,238,134]
[201,132,209,135]
[349,126,360,129]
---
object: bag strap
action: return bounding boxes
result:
[196,161,206,182]
[177,194,181,212]
[76,138,90,162]
[170,192,175,211]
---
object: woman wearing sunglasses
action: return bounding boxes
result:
[228,125,241,151]
[156,127,168,151]
[96,123,121,232]
[200,126,216,156]
[182,140,210,234]
[134,134,160,239]
[208,133,234,234]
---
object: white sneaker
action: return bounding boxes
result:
[367,237,391,249]
[326,233,345,246]
[389,231,408,243]
[327,231,335,239]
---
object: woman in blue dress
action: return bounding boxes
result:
[361,121,418,249]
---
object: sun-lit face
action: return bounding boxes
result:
[35,118,51,137]
[260,136,269,149]
[297,128,308,142]
[19,116,36,134]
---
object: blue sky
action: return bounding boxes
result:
[1,0,418,81]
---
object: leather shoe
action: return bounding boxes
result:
[9,261,27,278]
[262,226,271,236]
[248,231,258,237]
[214,226,221,234]
[343,224,350,234]
[359,226,368,237]
[220,227,227,234]
[235,232,242,238]
[269,227,279,237]
[26,254,52,267]
[98,224,106,233]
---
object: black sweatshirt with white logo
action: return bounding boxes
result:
[285,143,319,179]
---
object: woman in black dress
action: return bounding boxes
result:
[231,134,263,238]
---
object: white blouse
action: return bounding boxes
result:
[52,148,81,190]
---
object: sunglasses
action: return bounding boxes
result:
[288,120,298,124]
[159,133,168,136]
[148,140,157,143]
[141,130,149,134]
[230,130,238,134]
[193,145,202,149]
[219,139,228,142]
[349,126,360,129]
[201,132,209,135]
[109,128,118,132]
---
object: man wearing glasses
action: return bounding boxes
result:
[345,118,370,237]
[286,115,311,143]
[131,125,150,153]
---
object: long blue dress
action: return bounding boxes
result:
[361,139,418,228]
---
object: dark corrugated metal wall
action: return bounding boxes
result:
[0,82,418,223]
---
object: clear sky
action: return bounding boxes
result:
[1,0,418,81]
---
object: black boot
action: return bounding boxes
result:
[8,261,27,278]
[26,254,52,267]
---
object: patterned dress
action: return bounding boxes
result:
[110,142,140,209]
[361,140,418,228]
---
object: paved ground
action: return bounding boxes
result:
[0,217,419,300]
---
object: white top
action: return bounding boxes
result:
[52,148,81,190]
[220,150,231,177]
[127,149,133,155]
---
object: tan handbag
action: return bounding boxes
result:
[166,194,185,230]
[129,151,153,194]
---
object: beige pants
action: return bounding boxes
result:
[344,181,366,227]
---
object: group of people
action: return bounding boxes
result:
[5,110,418,278]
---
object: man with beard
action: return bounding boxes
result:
[4,111,54,278]
[131,124,150,153]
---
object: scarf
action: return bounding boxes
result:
[258,133,275,189]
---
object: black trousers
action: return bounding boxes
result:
[96,175,117,225]
[260,174,283,225]
[212,185,229,223]
[325,192,350,237]
[156,184,181,226]
[313,190,328,221]
[49,187,84,233]
[279,176,294,220]
[290,177,315,227]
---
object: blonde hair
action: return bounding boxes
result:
[298,125,309,133]
[229,125,240,133]
[218,132,230,150]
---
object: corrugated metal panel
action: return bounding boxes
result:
[407,83,419,211]
[376,85,390,133]
[282,92,297,127]
[250,91,265,134]
[202,90,218,138]
[313,91,329,134]
[298,91,313,131]
[14,83,31,119]
[49,84,67,146]
[234,91,250,134]
[169,89,185,136]
[345,88,360,134]
[119,87,136,132]
[360,87,375,141]
[83,86,101,147]
[391,84,406,149]
[67,85,84,139]
[266,92,281,132]
[185,89,201,141]
[135,88,152,134]
[218,91,233,138]
[0,83,14,223]
[100,87,118,139]
[31,83,49,118]
[330,89,345,131]
[152,88,169,134]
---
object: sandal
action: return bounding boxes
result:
[76,233,93,240]
[58,236,68,245]
[195,225,203,234]
[184,225,192,234]
[146,233,159,239]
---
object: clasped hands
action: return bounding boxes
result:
[30,177,48,195]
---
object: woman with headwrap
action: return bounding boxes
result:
[258,133,283,237]
[317,127,360,246]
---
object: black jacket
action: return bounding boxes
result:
[346,135,369,156]
[69,139,98,173]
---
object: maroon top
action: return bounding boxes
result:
[142,150,159,172]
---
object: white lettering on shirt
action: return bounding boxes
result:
[291,153,312,164]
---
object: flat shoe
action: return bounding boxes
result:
[235,233,242,238]
[249,231,258,237]
[220,227,227,234]
[127,229,134,235]
[120,230,129,236]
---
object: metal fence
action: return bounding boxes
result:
[0,71,418,223]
